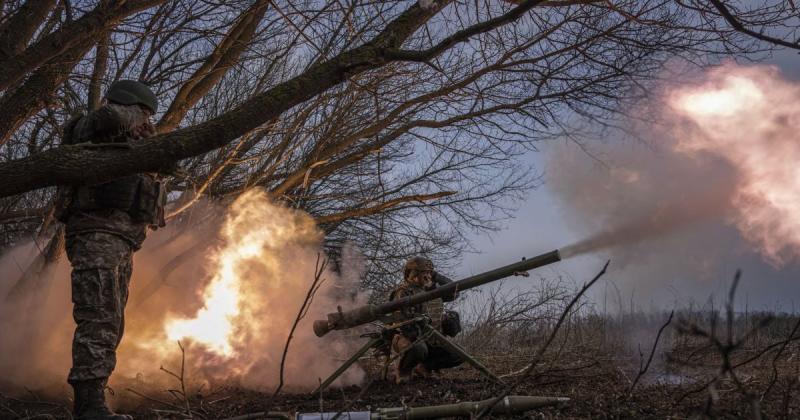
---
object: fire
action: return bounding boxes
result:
[673,75,762,118]
[164,237,252,355]
[163,189,319,357]
[669,64,800,265]
[115,189,367,390]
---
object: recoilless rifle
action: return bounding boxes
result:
[311,249,562,393]
[313,250,561,336]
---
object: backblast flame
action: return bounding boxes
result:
[119,189,366,390]
[164,190,319,356]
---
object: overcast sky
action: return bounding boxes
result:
[454,48,800,313]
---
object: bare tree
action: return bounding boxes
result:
[0,0,798,291]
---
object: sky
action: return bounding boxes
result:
[453,48,800,313]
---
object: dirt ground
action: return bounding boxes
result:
[3,346,798,420]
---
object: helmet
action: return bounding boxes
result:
[105,80,158,114]
[404,256,434,280]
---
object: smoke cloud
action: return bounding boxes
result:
[550,63,800,307]
[0,190,368,398]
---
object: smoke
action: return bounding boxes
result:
[0,242,73,394]
[557,149,737,259]
[550,63,800,306]
[0,190,368,397]
[669,66,800,265]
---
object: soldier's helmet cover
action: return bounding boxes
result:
[105,80,158,114]
[404,256,434,281]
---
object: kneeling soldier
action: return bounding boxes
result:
[389,256,463,383]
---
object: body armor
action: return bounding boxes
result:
[71,175,165,226]
[58,103,165,229]
[389,283,446,332]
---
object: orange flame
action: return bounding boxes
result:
[163,190,320,357]
[116,189,368,391]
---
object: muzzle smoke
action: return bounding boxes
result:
[555,64,800,269]
[0,190,367,396]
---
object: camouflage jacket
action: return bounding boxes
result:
[59,103,163,249]
[388,272,455,330]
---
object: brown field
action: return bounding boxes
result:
[3,305,799,420]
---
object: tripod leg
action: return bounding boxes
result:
[427,327,504,384]
[313,336,383,395]
[381,353,391,381]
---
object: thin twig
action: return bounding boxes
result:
[708,0,800,50]
[761,316,800,400]
[475,260,609,419]
[272,254,328,398]
[129,341,198,418]
[628,310,674,394]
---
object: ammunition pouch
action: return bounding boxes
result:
[130,175,166,227]
[70,174,165,226]
[441,310,461,337]
[54,187,75,224]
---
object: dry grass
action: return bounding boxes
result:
[4,273,800,419]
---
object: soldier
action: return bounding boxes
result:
[57,80,166,420]
[389,256,463,383]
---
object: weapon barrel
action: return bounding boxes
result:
[314,249,561,337]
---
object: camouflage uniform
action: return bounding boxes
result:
[65,232,134,382]
[59,102,164,386]
[389,257,463,382]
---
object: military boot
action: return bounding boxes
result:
[72,379,132,420]
[393,365,413,384]
[413,363,431,379]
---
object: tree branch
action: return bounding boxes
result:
[708,0,800,50]
[315,191,456,225]
[0,0,165,91]
[0,0,57,61]
[0,1,454,197]
[157,0,270,132]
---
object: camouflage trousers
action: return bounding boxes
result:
[65,232,134,384]
[393,334,463,375]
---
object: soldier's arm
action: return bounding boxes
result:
[60,113,85,145]
[388,285,420,317]
[87,104,151,143]
[433,272,458,302]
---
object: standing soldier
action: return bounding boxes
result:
[57,80,166,420]
[389,256,464,383]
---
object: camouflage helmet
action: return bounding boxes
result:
[404,256,434,280]
[105,80,158,114]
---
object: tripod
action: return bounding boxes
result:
[314,316,503,394]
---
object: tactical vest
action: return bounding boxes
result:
[72,174,165,226]
[60,110,166,227]
[391,283,445,330]
[422,298,444,330]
